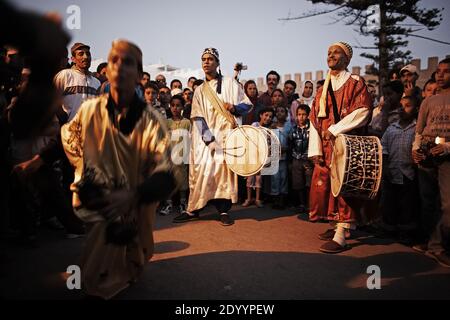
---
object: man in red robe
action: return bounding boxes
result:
[308,42,373,253]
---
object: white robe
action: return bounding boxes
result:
[188,77,251,212]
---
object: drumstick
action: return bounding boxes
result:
[236,124,259,149]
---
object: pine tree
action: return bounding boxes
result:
[280,0,443,91]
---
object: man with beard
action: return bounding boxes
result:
[308,42,372,253]
[54,42,100,121]
[400,64,422,104]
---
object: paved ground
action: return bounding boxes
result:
[1,204,450,300]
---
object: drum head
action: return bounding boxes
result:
[331,134,383,200]
[331,134,346,197]
[224,125,268,176]
[259,126,281,166]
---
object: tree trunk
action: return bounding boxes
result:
[378,1,388,94]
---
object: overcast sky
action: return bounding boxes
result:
[13,0,450,80]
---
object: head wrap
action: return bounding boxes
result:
[202,47,223,94]
[318,42,353,118]
[171,88,182,96]
[330,41,353,62]
[202,47,220,63]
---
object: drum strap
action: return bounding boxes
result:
[202,80,238,127]
[202,80,259,151]
[328,83,341,123]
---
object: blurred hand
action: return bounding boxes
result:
[378,96,385,110]
[12,155,43,176]
[233,69,240,80]
[223,103,235,113]
[311,156,324,166]
[404,82,414,97]
[207,140,221,157]
[412,149,425,164]
[323,130,335,141]
[430,144,445,156]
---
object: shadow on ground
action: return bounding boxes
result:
[2,232,449,300]
[118,250,450,300]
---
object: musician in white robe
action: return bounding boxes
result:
[173,48,252,226]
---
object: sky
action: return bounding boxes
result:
[13,0,450,82]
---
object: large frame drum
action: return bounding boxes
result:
[331,134,382,200]
[224,125,280,176]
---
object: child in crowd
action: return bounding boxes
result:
[159,95,191,215]
[144,82,160,108]
[422,79,438,100]
[270,105,291,209]
[271,89,290,124]
[289,104,313,214]
[242,107,274,208]
[182,88,193,119]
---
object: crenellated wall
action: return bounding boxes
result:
[248,55,450,95]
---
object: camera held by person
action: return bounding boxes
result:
[234,62,248,72]
[233,63,248,81]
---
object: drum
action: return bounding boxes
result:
[331,134,382,200]
[223,125,280,176]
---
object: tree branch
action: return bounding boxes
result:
[408,34,450,45]
[278,4,346,21]
[354,46,378,49]
[346,9,363,25]
[397,23,425,27]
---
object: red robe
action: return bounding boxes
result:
[309,74,372,223]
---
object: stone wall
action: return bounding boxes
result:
[249,55,450,95]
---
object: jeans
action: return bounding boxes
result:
[270,160,288,195]
[418,166,441,239]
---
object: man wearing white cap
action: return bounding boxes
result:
[173,47,252,226]
[54,42,101,121]
[308,42,373,253]
[400,63,422,103]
